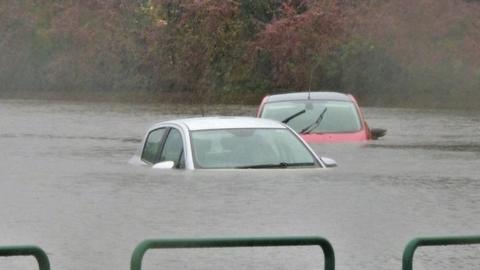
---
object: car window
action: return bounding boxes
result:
[141,128,166,163]
[190,128,316,169]
[159,128,184,168]
[261,100,362,133]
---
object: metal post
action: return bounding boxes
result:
[402,235,480,270]
[0,245,50,270]
[131,236,334,270]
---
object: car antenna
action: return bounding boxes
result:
[307,66,314,100]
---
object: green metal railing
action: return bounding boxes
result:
[3,235,479,270]
[402,235,480,270]
[0,245,50,270]
[131,236,335,270]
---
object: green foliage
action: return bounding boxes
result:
[317,39,407,105]
[237,0,283,23]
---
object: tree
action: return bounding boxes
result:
[249,0,345,91]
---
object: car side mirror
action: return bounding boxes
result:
[321,157,337,168]
[152,161,175,169]
[370,128,387,140]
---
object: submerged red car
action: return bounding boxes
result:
[257,91,386,143]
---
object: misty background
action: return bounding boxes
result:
[1,0,480,108]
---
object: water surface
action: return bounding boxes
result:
[0,99,479,270]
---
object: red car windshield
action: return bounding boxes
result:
[260,100,362,134]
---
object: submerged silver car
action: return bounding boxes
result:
[130,117,336,169]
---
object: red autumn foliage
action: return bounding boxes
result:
[1,0,480,107]
[251,0,345,89]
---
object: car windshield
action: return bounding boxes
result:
[190,128,316,169]
[261,100,362,133]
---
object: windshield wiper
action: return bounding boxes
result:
[236,162,314,169]
[300,107,328,134]
[281,109,306,124]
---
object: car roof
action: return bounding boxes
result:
[264,91,352,102]
[155,116,287,131]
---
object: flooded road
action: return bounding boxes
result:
[0,99,479,270]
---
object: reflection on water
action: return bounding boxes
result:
[0,99,479,270]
